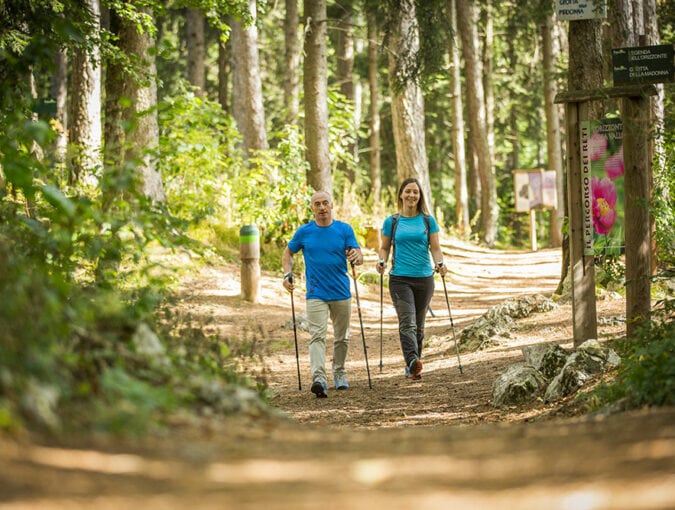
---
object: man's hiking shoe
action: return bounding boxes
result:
[311,381,328,398]
[334,374,350,390]
[408,358,423,380]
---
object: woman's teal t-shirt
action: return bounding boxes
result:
[382,214,439,277]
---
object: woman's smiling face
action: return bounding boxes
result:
[400,182,420,208]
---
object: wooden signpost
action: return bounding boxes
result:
[513,168,557,251]
[556,84,658,344]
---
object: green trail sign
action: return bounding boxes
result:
[612,44,674,85]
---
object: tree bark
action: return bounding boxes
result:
[68,0,102,185]
[335,0,357,183]
[643,0,664,274]
[367,10,381,210]
[105,5,165,203]
[624,95,651,335]
[186,8,206,96]
[231,0,268,155]
[542,15,563,247]
[51,48,68,168]
[303,0,332,195]
[446,0,468,236]
[387,0,432,211]
[565,18,603,345]
[131,8,164,202]
[283,0,300,125]
[457,0,496,246]
[482,0,494,173]
[218,37,231,114]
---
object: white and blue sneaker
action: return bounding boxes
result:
[334,374,350,390]
[311,380,328,398]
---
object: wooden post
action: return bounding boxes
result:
[565,101,597,345]
[239,224,260,303]
[529,209,538,252]
[623,95,651,335]
[556,85,657,344]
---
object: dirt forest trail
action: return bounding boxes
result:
[2,239,675,510]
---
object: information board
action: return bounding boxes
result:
[612,44,674,85]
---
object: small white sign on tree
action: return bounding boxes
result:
[556,0,607,21]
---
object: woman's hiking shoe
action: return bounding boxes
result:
[311,381,328,398]
[334,374,350,390]
[408,358,423,380]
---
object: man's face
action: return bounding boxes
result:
[311,193,333,222]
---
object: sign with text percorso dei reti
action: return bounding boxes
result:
[612,45,674,85]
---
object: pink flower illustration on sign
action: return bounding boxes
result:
[589,132,608,161]
[592,176,617,235]
[605,145,624,180]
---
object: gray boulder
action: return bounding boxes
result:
[522,343,569,380]
[461,295,557,351]
[493,364,547,407]
[544,339,621,402]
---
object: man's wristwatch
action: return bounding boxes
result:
[378,259,385,267]
[283,272,292,280]
[436,261,444,267]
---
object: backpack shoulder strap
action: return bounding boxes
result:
[390,214,400,270]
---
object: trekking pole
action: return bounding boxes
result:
[351,262,373,389]
[289,274,302,390]
[441,272,463,374]
[379,270,383,372]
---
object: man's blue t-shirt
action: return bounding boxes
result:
[288,220,359,301]
[382,214,439,277]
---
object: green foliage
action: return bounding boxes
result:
[595,301,675,408]
[594,254,625,288]
[93,367,177,435]
[652,109,675,269]
[235,126,311,243]
[0,90,265,434]
[158,87,242,223]
[158,91,312,246]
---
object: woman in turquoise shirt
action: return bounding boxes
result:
[376,178,447,380]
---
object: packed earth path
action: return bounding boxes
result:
[1,239,674,509]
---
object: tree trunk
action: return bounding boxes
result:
[643,0,664,274]
[186,8,206,96]
[218,37,231,114]
[482,0,495,172]
[303,0,332,195]
[131,8,164,202]
[446,0,468,236]
[283,0,300,125]
[566,18,603,345]
[366,10,381,210]
[387,0,432,211]
[335,0,357,183]
[51,48,68,168]
[457,0,496,246]
[68,0,102,185]
[106,6,165,203]
[542,15,563,248]
[231,0,268,155]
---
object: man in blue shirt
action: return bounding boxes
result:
[282,191,363,398]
